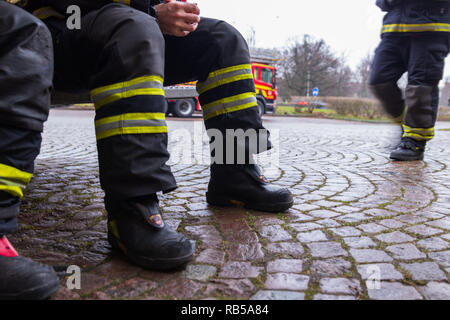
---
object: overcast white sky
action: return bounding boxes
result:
[195,0,450,80]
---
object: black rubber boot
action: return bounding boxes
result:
[105,194,194,271]
[0,236,59,300]
[390,138,425,161]
[207,164,293,213]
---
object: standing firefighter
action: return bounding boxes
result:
[0,0,293,299]
[370,0,450,161]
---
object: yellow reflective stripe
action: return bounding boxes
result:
[202,92,256,111]
[382,23,450,33]
[95,112,166,127]
[402,124,435,133]
[90,76,163,97]
[402,125,435,141]
[95,113,167,140]
[403,131,434,137]
[205,64,252,80]
[197,64,253,94]
[32,7,65,20]
[113,0,131,5]
[198,74,254,95]
[0,163,32,184]
[204,102,257,121]
[90,76,165,109]
[97,126,168,140]
[0,164,31,198]
[0,178,26,198]
[402,132,434,141]
[93,88,165,110]
[0,177,26,189]
[0,185,23,198]
[202,92,257,120]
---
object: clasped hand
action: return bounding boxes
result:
[155,0,201,37]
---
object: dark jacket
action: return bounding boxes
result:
[24,0,164,18]
[376,0,450,35]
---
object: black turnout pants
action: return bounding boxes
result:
[0,2,53,235]
[369,34,449,141]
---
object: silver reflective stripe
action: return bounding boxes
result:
[0,177,26,190]
[95,119,167,136]
[203,96,257,118]
[91,81,164,105]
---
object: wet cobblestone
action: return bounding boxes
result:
[10,110,450,300]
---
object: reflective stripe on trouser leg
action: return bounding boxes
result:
[381,23,450,34]
[197,64,270,164]
[91,75,168,140]
[402,85,438,141]
[95,113,167,140]
[402,124,435,141]
[197,65,257,121]
[90,75,165,111]
[0,163,32,198]
[91,76,176,198]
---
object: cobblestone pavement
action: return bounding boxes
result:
[10,109,450,300]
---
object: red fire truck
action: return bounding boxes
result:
[252,56,278,115]
[166,57,278,118]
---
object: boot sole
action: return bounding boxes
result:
[206,192,293,213]
[108,232,194,271]
[0,278,60,300]
[390,154,424,161]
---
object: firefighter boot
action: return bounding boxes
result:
[106,194,194,271]
[0,236,59,300]
[207,164,294,213]
[390,138,425,161]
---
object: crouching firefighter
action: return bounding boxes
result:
[369,0,450,161]
[0,0,294,298]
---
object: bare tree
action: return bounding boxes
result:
[277,35,353,99]
[331,54,354,97]
[356,53,373,98]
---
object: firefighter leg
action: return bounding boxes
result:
[369,36,409,123]
[390,34,449,161]
[164,18,293,212]
[46,4,193,270]
[403,34,449,143]
[0,2,59,300]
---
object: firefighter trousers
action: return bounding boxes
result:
[369,34,449,141]
[0,2,53,235]
[45,5,271,198]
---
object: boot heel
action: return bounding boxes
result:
[206,192,233,207]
